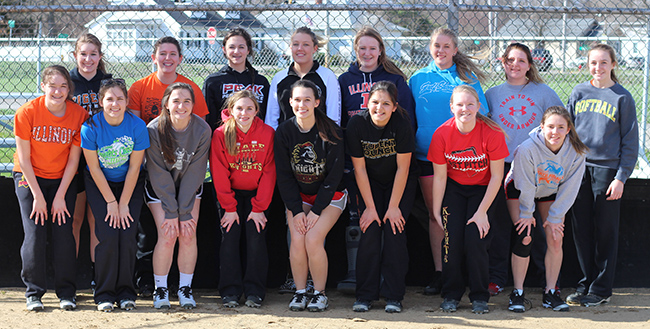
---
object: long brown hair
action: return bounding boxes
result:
[73,33,107,74]
[42,65,75,102]
[450,85,504,134]
[431,27,487,84]
[588,43,618,83]
[222,28,258,87]
[353,26,407,80]
[291,80,340,144]
[541,106,588,154]
[501,42,543,84]
[222,90,259,156]
[158,82,195,164]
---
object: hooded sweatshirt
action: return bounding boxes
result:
[505,126,586,224]
[203,65,270,131]
[338,62,415,130]
[410,62,488,161]
[210,109,276,213]
[70,68,112,114]
[265,60,341,129]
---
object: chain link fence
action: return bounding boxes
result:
[1,0,649,177]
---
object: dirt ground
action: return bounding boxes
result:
[1,286,649,328]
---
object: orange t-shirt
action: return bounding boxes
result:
[127,72,209,124]
[13,96,88,179]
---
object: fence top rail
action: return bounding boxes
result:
[0,3,649,15]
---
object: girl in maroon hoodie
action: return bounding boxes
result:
[210,90,276,308]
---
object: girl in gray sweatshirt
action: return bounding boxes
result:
[503,106,587,313]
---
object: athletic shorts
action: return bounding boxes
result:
[418,160,434,177]
[300,189,348,211]
[505,180,556,202]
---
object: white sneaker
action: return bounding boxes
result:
[59,297,76,310]
[153,287,171,309]
[97,301,114,312]
[26,296,44,311]
[178,286,196,309]
[119,299,136,311]
[289,292,308,311]
[307,292,328,312]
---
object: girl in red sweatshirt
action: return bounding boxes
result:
[210,90,276,308]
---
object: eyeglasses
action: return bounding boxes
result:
[100,78,126,87]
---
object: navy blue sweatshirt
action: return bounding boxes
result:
[338,63,415,130]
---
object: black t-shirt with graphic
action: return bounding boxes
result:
[274,117,344,216]
[346,110,418,188]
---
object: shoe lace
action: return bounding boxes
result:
[292,293,306,304]
[310,292,325,304]
[155,288,168,300]
[179,286,192,299]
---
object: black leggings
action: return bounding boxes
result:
[440,179,494,303]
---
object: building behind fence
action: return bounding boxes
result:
[0,0,649,176]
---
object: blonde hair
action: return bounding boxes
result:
[431,27,487,84]
[450,85,503,134]
[222,90,259,156]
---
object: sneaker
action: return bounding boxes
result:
[352,299,372,312]
[472,300,489,314]
[119,299,136,311]
[139,284,154,298]
[543,291,570,311]
[97,301,114,312]
[245,295,263,308]
[26,296,44,311]
[153,287,171,309]
[178,286,196,309]
[289,292,308,311]
[488,282,504,296]
[385,299,402,313]
[440,298,459,312]
[581,294,610,307]
[565,290,585,306]
[222,295,239,308]
[508,290,532,313]
[279,277,296,294]
[306,279,315,294]
[423,271,442,295]
[59,297,76,310]
[307,292,328,312]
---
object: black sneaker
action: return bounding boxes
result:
[508,290,531,313]
[565,290,585,306]
[543,291,569,311]
[581,294,610,307]
[385,299,402,313]
[245,295,263,308]
[423,271,442,295]
[222,295,240,308]
[139,284,154,298]
[279,277,296,294]
[440,298,459,312]
[352,299,372,312]
[472,300,489,314]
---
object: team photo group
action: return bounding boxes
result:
[13,23,638,316]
